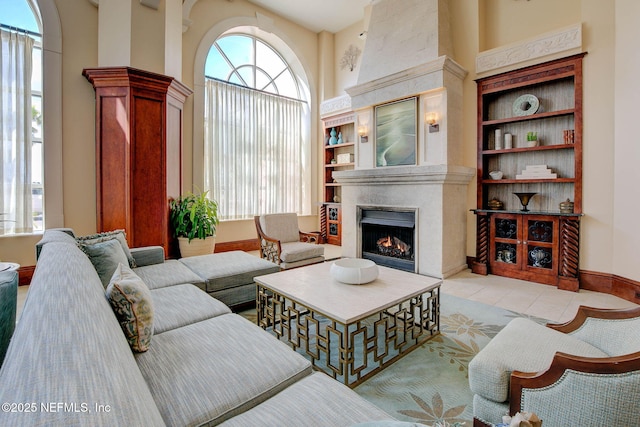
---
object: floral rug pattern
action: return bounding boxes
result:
[353,294,546,426]
[239,293,546,426]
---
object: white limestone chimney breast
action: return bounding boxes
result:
[356,0,453,86]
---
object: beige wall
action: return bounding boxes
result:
[481,0,581,50]
[613,0,640,281]
[2,0,639,285]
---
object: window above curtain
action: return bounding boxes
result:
[203,33,311,221]
[205,34,302,101]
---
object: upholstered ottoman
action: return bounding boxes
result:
[179,251,280,308]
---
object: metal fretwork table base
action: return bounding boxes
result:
[257,284,440,388]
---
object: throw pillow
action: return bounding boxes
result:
[106,263,154,352]
[76,229,137,268]
[80,238,130,288]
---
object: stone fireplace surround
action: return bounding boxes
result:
[335,165,474,279]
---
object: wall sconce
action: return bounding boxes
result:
[425,112,439,133]
[358,125,369,143]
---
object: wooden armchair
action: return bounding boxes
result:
[254,213,324,269]
[470,305,640,427]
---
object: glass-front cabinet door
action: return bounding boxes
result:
[489,213,560,280]
[490,213,521,273]
[523,216,559,277]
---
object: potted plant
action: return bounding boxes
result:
[169,190,219,257]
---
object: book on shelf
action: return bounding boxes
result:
[516,165,557,179]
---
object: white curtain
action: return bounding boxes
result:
[0,29,34,235]
[204,79,310,220]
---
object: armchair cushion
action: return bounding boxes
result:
[468,317,608,403]
[258,213,301,243]
[280,242,325,263]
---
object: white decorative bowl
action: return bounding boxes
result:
[489,170,503,180]
[330,258,379,285]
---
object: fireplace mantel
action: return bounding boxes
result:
[333,165,475,186]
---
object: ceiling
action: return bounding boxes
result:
[245,0,371,33]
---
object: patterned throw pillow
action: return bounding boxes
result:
[77,229,137,268]
[80,239,130,288]
[106,264,154,352]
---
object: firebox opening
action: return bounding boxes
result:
[360,208,416,273]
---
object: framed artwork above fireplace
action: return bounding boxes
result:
[374,97,417,167]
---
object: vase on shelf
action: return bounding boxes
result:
[329,128,338,145]
[514,192,537,212]
[337,132,343,144]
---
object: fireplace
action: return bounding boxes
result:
[324,0,476,279]
[360,208,416,272]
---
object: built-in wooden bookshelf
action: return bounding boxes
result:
[472,54,586,291]
[320,112,356,245]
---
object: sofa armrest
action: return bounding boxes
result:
[35,228,77,260]
[548,305,640,334]
[130,246,165,267]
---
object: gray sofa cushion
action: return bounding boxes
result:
[134,259,206,290]
[80,238,130,288]
[0,242,165,426]
[468,317,609,403]
[76,229,137,268]
[219,372,392,427]
[151,284,231,334]
[179,251,280,293]
[209,283,259,308]
[135,313,312,426]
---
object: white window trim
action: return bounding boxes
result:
[36,0,64,229]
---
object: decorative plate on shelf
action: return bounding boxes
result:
[512,94,540,116]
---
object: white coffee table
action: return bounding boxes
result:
[254,261,441,387]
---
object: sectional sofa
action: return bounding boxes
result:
[0,229,394,426]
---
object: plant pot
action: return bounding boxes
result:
[178,236,216,258]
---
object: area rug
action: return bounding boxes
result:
[239,293,547,426]
[353,293,547,426]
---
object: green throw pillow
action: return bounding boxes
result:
[80,238,130,288]
[77,229,137,268]
[106,263,154,352]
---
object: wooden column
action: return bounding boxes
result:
[83,67,192,258]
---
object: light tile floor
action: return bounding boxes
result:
[323,244,638,324]
[17,244,638,323]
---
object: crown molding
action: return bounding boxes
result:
[476,23,582,76]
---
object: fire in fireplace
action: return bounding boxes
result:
[376,235,411,258]
[360,208,416,272]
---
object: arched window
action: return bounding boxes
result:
[1,0,43,234]
[203,33,311,221]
